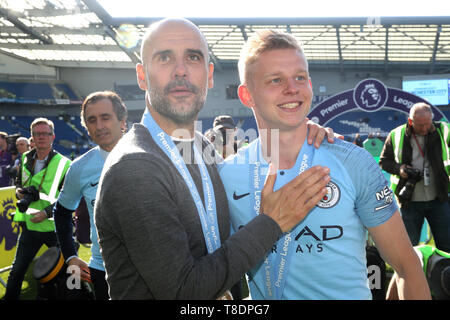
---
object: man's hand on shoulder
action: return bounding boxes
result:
[306,118,344,148]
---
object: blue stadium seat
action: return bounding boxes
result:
[0,81,53,102]
[54,83,80,100]
[0,81,81,104]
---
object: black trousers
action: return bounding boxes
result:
[3,226,57,300]
[89,267,109,300]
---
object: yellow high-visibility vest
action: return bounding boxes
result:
[389,122,450,193]
[13,152,71,232]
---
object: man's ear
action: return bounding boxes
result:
[120,119,128,133]
[207,62,214,89]
[136,63,148,91]
[238,84,253,108]
[408,118,413,126]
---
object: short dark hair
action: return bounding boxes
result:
[80,91,128,129]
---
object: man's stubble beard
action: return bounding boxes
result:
[148,78,207,125]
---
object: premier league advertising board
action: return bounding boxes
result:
[308,78,448,126]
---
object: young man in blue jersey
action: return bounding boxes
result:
[53,91,127,300]
[93,18,336,300]
[219,29,431,300]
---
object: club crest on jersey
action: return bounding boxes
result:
[317,181,340,209]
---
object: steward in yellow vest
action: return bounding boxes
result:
[13,149,71,231]
[3,118,71,300]
[379,103,450,253]
[380,120,450,207]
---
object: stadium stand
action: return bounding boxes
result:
[0,81,82,105]
[324,107,450,141]
[325,109,407,136]
[1,87,448,159]
[0,80,90,158]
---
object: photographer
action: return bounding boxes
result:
[3,118,71,300]
[0,131,13,187]
[205,115,238,159]
[380,103,450,252]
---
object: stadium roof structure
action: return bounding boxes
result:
[0,0,449,75]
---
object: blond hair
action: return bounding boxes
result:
[238,29,304,84]
[30,117,54,135]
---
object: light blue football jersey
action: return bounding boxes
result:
[219,137,397,299]
[58,146,108,271]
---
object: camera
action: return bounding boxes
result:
[5,164,17,179]
[17,186,40,213]
[398,167,422,202]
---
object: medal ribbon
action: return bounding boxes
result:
[249,138,313,299]
[141,109,220,253]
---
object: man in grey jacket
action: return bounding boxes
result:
[94,17,331,300]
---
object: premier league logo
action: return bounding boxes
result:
[353,78,388,112]
[0,198,20,251]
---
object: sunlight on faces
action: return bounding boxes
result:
[16,138,29,154]
[411,112,433,136]
[244,48,313,132]
[137,19,214,132]
[84,99,126,152]
[32,123,54,150]
[408,103,434,136]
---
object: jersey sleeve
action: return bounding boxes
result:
[346,145,398,228]
[57,161,82,211]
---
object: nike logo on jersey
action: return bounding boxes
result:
[233,191,250,200]
[90,181,99,187]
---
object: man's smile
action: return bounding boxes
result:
[277,101,304,111]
